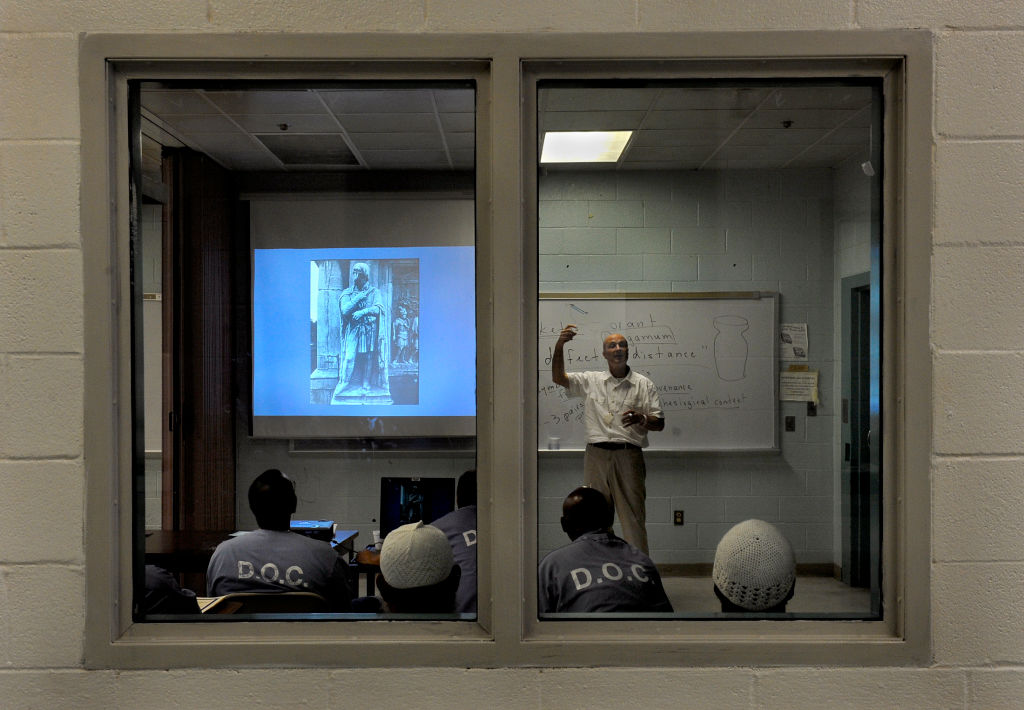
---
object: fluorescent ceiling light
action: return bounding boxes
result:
[541,131,632,163]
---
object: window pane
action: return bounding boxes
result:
[132,81,478,620]
[536,80,881,619]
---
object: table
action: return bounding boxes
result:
[331,529,359,562]
[353,548,382,596]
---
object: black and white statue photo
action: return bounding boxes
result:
[309,258,420,406]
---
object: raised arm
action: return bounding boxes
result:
[551,325,577,388]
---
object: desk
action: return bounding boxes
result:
[331,529,359,563]
[353,548,381,596]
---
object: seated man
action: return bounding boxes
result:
[206,468,353,611]
[143,565,201,615]
[377,521,461,613]
[712,518,796,613]
[538,486,673,613]
[429,469,477,613]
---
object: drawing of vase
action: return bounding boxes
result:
[714,315,749,381]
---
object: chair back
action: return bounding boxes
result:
[207,591,330,614]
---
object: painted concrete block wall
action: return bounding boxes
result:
[932,27,1024,670]
[234,441,475,542]
[1,1,1024,707]
[538,169,837,565]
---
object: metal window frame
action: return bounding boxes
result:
[81,30,932,669]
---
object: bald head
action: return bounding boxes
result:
[560,486,613,541]
[601,333,629,375]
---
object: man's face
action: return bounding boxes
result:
[602,334,629,367]
[352,266,368,288]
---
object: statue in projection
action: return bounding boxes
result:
[392,303,419,365]
[332,262,392,405]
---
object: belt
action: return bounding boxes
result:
[589,441,640,451]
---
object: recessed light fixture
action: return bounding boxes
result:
[540,131,632,163]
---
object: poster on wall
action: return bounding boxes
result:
[779,322,809,361]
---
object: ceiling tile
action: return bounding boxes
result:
[714,144,805,162]
[643,110,749,130]
[256,134,359,166]
[541,110,646,131]
[231,114,339,133]
[729,128,831,146]
[820,123,871,146]
[204,90,326,114]
[204,151,283,172]
[439,113,474,132]
[789,144,861,167]
[361,150,450,169]
[541,88,658,112]
[433,89,476,113]
[188,133,266,153]
[623,146,712,163]
[160,114,241,134]
[617,161,704,170]
[444,132,475,150]
[653,87,772,111]
[721,159,789,169]
[320,89,435,114]
[632,128,733,147]
[767,86,873,110]
[744,108,860,130]
[140,90,219,115]
[334,113,438,133]
[348,132,443,151]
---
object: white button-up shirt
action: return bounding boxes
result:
[565,369,663,448]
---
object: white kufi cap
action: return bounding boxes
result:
[712,519,796,611]
[379,521,454,589]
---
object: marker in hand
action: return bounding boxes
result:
[622,409,647,428]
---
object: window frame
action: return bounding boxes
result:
[82,30,932,668]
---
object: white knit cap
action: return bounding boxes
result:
[379,521,454,590]
[712,519,796,611]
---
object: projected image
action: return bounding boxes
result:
[310,258,420,406]
[253,243,473,436]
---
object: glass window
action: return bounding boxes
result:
[84,34,931,668]
[130,80,479,621]
[535,80,882,619]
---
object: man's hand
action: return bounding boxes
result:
[556,325,578,344]
[621,409,647,428]
[551,324,577,387]
[622,410,664,431]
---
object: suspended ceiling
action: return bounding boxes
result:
[140,84,874,178]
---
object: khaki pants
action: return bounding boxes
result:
[583,444,648,554]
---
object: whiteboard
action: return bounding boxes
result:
[538,293,779,451]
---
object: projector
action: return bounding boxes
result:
[290,519,336,542]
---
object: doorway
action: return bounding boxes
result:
[841,273,872,588]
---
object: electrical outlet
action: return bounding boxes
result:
[673,510,684,525]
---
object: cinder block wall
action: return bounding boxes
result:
[2,2,1023,707]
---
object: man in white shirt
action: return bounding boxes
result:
[551,326,664,554]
